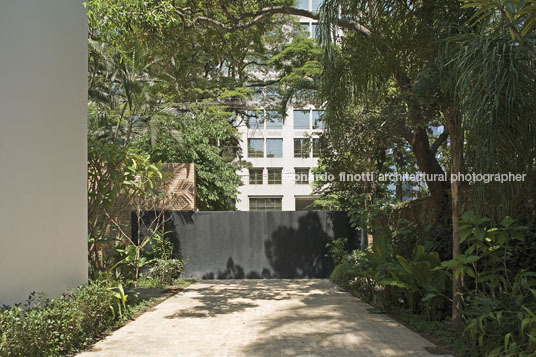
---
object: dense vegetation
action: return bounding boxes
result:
[0,279,193,356]
[329,212,536,355]
[309,1,536,355]
[4,0,535,356]
[85,0,535,354]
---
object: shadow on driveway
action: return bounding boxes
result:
[78,280,445,357]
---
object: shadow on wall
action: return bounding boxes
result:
[202,257,272,280]
[132,211,194,259]
[264,212,330,278]
[135,210,357,279]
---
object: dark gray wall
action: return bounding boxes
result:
[139,211,358,279]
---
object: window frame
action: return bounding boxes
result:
[267,168,282,185]
[311,0,322,12]
[295,197,317,211]
[294,138,311,158]
[296,0,309,10]
[248,138,264,158]
[249,197,282,211]
[249,168,263,185]
[265,110,283,129]
[295,168,310,185]
[266,138,283,158]
[313,138,323,158]
[312,110,325,130]
[293,110,310,129]
[247,111,264,129]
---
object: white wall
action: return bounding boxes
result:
[0,1,88,305]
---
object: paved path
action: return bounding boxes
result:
[78,280,445,357]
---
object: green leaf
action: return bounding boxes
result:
[464,255,481,264]
[521,318,530,334]
[422,293,438,302]
[501,216,514,228]
[505,332,512,352]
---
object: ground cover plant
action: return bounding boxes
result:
[0,276,193,357]
[329,213,536,356]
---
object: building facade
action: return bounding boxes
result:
[235,1,325,211]
[235,106,324,211]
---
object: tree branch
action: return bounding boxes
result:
[398,123,414,143]
[191,6,372,38]
[431,128,449,153]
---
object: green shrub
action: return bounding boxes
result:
[440,212,536,356]
[392,246,447,320]
[326,237,348,265]
[0,282,117,357]
[149,231,174,260]
[329,261,357,289]
[148,259,186,285]
[345,249,377,302]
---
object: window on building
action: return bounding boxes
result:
[311,0,322,12]
[313,138,323,158]
[299,22,310,36]
[295,168,309,184]
[312,110,325,129]
[293,110,310,129]
[294,138,311,158]
[250,197,282,211]
[249,168,263,184]
[311,23,318,39]
[296,0,308,10]
[295,197,317,211]
[248,138,264,158]
[266,138,283,158]
[265,111,282,129]
[267,168,282,184]
[247,111,263,129]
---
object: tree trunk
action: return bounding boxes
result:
[361,165,371,250]
[399,126,450,206]
[395,148,405,201]
[360,228,368,250]
[444,106,464,330]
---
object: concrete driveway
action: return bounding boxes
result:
[78,280,447,357]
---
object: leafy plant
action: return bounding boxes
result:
[112,239,154,282]
[329,261,358,289]
[440,211,528,297]
[109,283,128,319]
[394,246,448,320]
[439,211,536,355]
[148,259,186,286]
[326,237,348,265]
[345,249,377,302]
[0,282,116,356]
[87,138,163,273]
[149,231,174,260]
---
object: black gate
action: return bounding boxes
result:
[135,211,359,279]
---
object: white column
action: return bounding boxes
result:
[0,1,88,305]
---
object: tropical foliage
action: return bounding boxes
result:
[329,212,536,355]
[81,1,536,354]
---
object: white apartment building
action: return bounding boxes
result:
[235,106,325,211]
[235,0,325,211]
